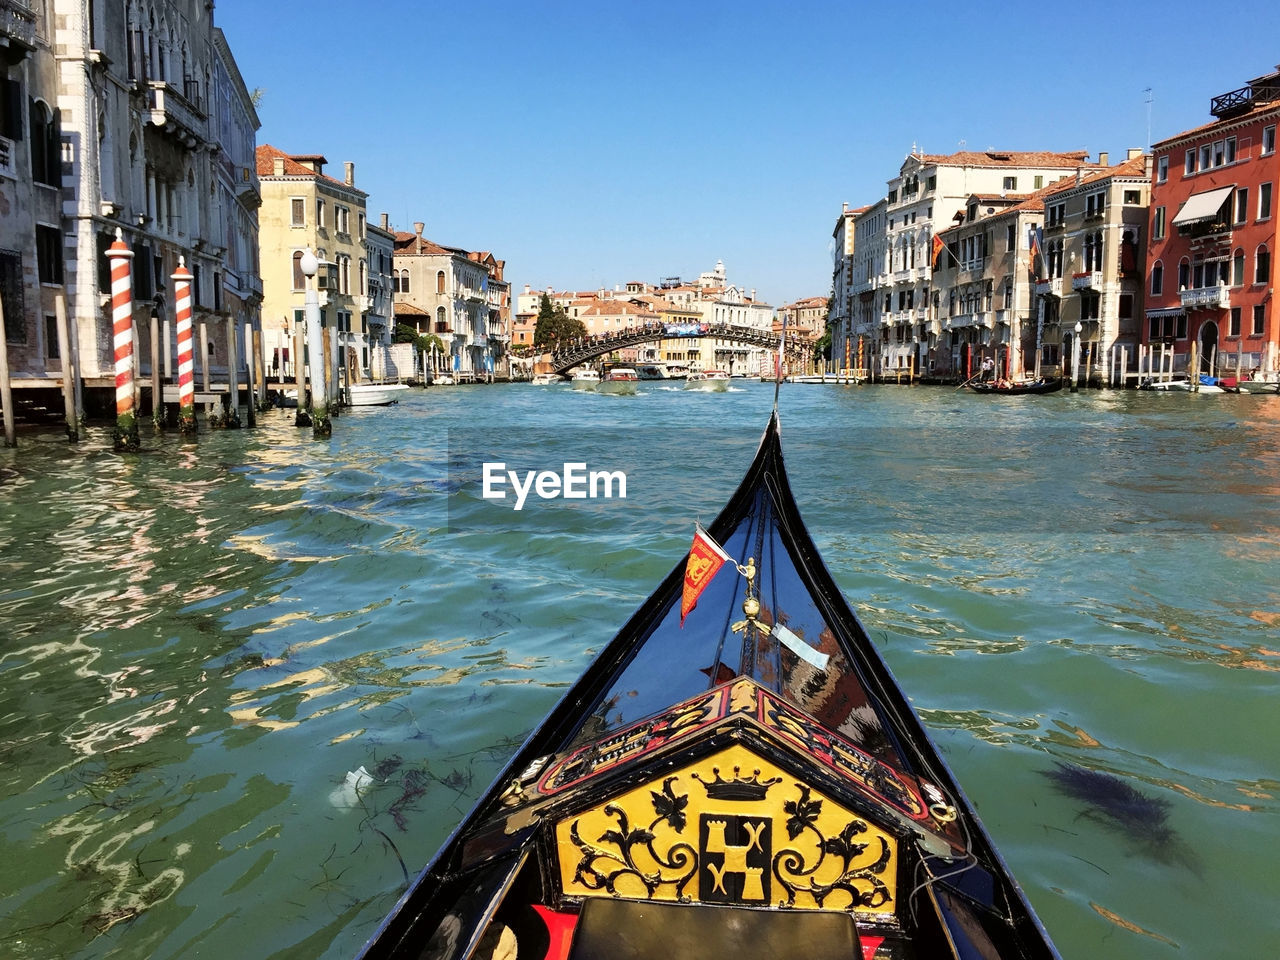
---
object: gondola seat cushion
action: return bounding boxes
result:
[564,897,860,960]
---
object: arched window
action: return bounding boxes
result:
[436,270,446,294]
[1150,260,1164,296]
[399,269,409,294]
[1232,248,1246,286]
[29,100,60,186]
[292,250,304,290]
[1256,245,1270,284]
[436,306,446,332]
[1177,258,1190,290]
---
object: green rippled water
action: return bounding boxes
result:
[1,383,1279,959]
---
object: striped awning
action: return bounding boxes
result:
[1171,186,1234,226]
[1145,307,1186,318]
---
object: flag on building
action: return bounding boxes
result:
[681,525,732,626]
[1028,226,1043,278]
[931,233,946,268]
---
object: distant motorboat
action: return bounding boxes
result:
[685,369,730,392]
[664,364,690,380]
[532,373,564,385]
[348,382,410,406]
[597,367,639,396]
[635,363,669,380]
[571,369,600,391]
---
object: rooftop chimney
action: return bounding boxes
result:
[414,222,424,237]
[273,157,285,176]
[1127,147,1143,160]
[344,162,355,186]
[1098,152,1109,166]
[842,201,848,213]
[380,212,389,230]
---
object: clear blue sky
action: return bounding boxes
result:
[216,1,1280,308]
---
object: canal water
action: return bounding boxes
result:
[1,382,1277,959]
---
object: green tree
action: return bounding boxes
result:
[562,315,587,341]
[534,295,561,348]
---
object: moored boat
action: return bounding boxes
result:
[358,412,1061,960]
[348,382,411,406]
[597,367,639,396]
[1239,374,1280,394]
[685,369,731,392]
[533,373,566,385]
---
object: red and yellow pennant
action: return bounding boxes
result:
[680,525,732,626]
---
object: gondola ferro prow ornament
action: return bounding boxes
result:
[730,555,830,672]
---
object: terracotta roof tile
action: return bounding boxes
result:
[915,149,1091,168]
[256,144,367,195]
[1154,98,1280,148]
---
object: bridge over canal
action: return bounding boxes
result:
[548,323,785,376]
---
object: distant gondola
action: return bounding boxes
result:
[968,377,1063,396]
[358,412,1061,960]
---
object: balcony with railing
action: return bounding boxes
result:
[1211,79,1280,119]
[0,0,37,51]
[146,80,209,146]
[1071,272,1102,292]
[1035,278,1063,297]
[1180,284,1229,309]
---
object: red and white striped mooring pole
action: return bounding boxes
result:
[173,257,196,433]
[107,229,138,452]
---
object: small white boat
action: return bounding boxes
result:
[597,367,639,396]
[636,363,669,380]
[664,364,690,380]
[1138,375,1192,391]
[532,373,564,385]
[685,369,730,392]
[433,375,455,386]
[571,369,601,391]
[348,382,410,406]
[1239,375,1280,394]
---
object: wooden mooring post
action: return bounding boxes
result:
[54,293,78,441]
[174,259,197,435]
[107,229,139,453]
[0,296,15,447]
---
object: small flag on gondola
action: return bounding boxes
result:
[681,525,731,626]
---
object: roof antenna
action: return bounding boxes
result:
[1144,87,1154,151]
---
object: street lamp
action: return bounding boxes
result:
[300,248,331,436]
[1070,320,1083,393]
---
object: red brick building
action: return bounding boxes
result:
[1145,68,1279,375]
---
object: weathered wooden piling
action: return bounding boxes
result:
[293,324,310,427]
[149,312,163,430]
[173,258,197,434]
[0,296,15,448]
[54,293,78,441]
[107,230,139,452]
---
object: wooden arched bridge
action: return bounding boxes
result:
[548,323,784,375]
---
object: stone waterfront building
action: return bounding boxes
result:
[1145,67,1279,377]
[390,221,508,381]
[256,145,369,385]
[0,1,262,419]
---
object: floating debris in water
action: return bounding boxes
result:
[1042,762,1200,871]
[329,765,374,810]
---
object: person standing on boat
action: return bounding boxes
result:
[980,355,995,382]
